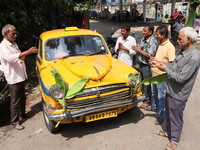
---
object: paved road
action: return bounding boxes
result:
[0,19,200,150]
[90,19,144,43]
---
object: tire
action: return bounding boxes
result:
[43,103,59,133]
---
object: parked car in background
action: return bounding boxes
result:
[110,10,130,21]
[99,9,111,19]
[36,27,143,133]
[89,10,99,19]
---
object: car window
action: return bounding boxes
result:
[45,35,107,60]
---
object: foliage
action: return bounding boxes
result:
[74,2,91,12]
[0,0,90,50]
[185,0,200,27]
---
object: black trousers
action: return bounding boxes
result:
[8,81,26,125]
[165,93,187,142]
[139,64,152,105]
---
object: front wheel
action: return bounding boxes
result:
[43,103,59,133]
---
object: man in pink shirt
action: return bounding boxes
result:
[0,24,38,130]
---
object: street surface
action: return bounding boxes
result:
[0,19,200,150]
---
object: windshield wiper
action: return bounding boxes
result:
[58,53,85,59]
[86,51,105,56]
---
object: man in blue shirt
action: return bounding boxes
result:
[132,25,158,109]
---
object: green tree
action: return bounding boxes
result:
[185,0,200,27]
[0,0,90,50]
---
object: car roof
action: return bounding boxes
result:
[40,28,102,41]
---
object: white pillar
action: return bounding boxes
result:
[100,0,103,18]
[143,0,147,22]
[171,0,176,17]
[130,4,133,20]
[120,0,123,21]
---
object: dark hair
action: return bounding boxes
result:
[156,25,168,38]
[177,15,183,20]
[145,25,154,34]
[121,24,130,32]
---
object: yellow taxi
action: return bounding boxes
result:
[36,27,142,133]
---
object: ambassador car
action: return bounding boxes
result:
[36,27,142,133]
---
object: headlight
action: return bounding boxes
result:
[128,73,142,86]
[49,84,64,100]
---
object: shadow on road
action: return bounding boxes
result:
[21,100,43,124]
[57,106,144,139]
[0,100,42,127]
[0,100,10,127]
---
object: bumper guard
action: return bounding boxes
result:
[44,96,143,121]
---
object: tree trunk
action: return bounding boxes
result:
[185,1,199,27]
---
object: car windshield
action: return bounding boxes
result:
[45,35,107,60]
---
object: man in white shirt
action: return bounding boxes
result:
[0,24,38,130]
[115,24,136,66]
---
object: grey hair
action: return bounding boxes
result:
[2,24,16,37]
[180,27,198,43]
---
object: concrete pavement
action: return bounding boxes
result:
[90,18,200,150]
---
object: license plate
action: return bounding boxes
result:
[85,110,117,122]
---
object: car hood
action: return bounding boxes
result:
[51,55,112,81]
[39,55,139,89]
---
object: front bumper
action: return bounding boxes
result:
[44,96,143,121]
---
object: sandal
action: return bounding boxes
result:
[165,141,178,150]
[156,130,168,137]
[14,124,25,130]
[155,117,164,125]
[144,106,156,112]
[139,103,150,109]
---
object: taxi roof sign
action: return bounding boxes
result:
[64,26,79,31]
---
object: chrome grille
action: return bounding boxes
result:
[67,84,132,109]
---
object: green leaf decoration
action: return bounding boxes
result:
[128,73,141,93]
[51,68,68,110]
[51,67,89,109]
[65,76,89,99]
[140,73,167,85]
[128,73,141,84]
[58,99,66,108]
[51,68,68,91]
